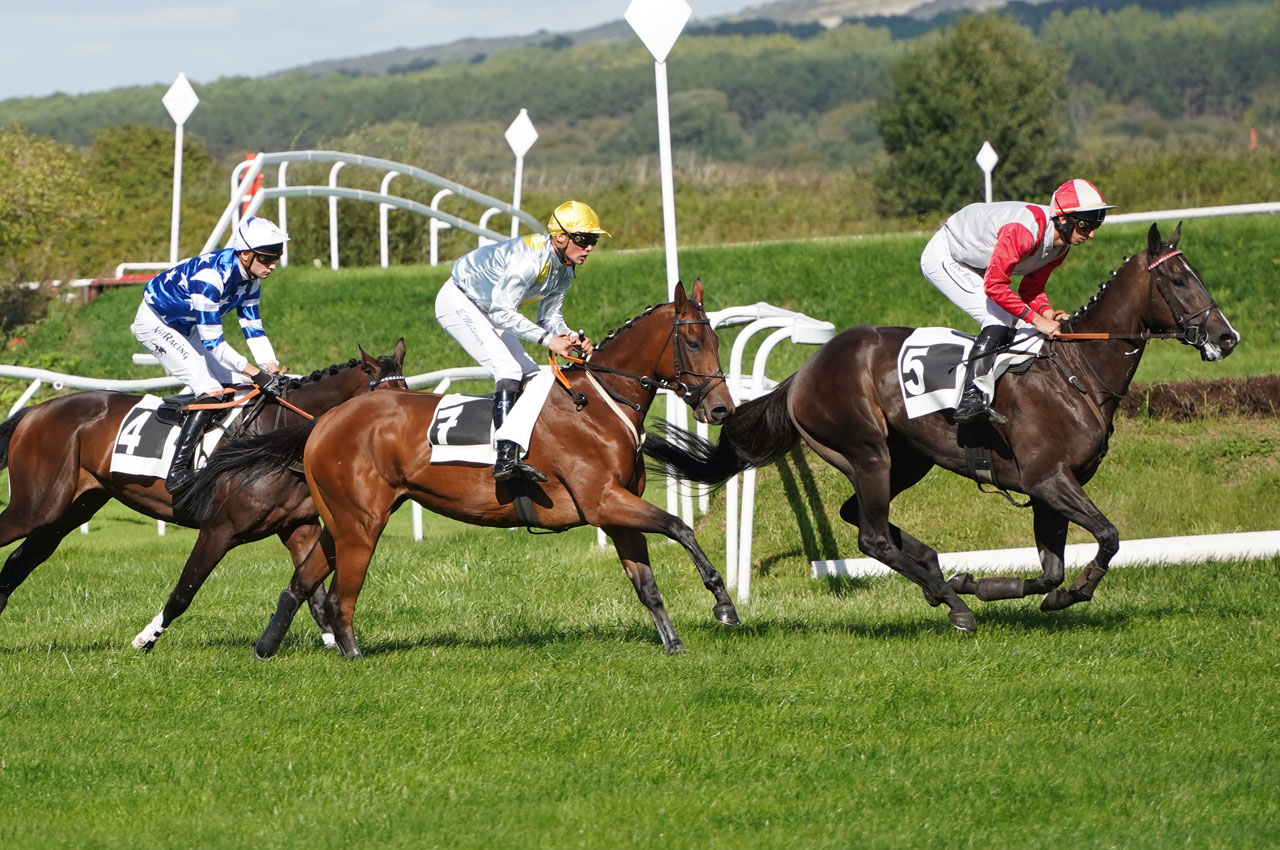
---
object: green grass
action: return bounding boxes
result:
[0,507,1276,850]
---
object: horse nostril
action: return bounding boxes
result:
[710,405,730,424]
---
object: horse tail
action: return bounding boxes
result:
[174,419,320,523]
[644,374,799,485]
[0,407,33,471]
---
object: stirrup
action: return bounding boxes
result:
[953,389,988,424]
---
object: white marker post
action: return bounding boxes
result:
[162,73,199,265]
[976,140,999,204]
[505,109,538,238]
[626,0,693,525]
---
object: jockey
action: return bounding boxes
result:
[920,179,1114,424]
[434,199,609,483]
[131,215,290,495]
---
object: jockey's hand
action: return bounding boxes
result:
[252,370,288,397]
[1031,313,1062,339]
[568,330,593,357]
[264,361,286,375]
[549,333,591,358]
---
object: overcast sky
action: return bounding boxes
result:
[1,1,758,101]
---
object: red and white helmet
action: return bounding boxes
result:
[1050,179,1115,217]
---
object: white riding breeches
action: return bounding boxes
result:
[920,229,1018,331]
[435,280,540,384]
[131,302,236,396]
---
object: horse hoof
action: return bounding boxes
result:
[714,603,740,626]
[1040,589,1082,611]
[132,639,156,653]
[949,610,978,632]
[253,642,277,661]
[665,641,687,655]
[947,572,978,595]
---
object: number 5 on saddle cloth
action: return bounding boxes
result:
[896,327,1044,420]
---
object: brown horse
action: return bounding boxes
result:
[0,340,408,650]
[184,280,737,657]
[644,223,1239,632]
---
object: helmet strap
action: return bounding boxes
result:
[1052,215,1074,243]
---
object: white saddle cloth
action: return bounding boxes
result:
[897,327,1044,420]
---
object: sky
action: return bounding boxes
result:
[0,1,759,101]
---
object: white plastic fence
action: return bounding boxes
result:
[207,150,545,270]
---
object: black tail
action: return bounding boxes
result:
[644,374,800,485]
[0,407,32,471]
[174,419,319,523]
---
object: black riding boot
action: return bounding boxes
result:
[492,383,547,483]
[164,402,212,495]
[954,326,1014,425]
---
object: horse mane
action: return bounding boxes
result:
[173,419,319,523]
[1065,253,1143,325]
[591,303,667,355]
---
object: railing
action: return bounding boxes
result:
[205,150,545,269]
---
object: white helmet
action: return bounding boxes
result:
[231,216,289,254]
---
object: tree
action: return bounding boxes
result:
[874,15,1070,218]
[0,127,103,282]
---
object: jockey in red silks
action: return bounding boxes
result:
[920,179,1115,424]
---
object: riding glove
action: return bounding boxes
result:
[252,371,288,397]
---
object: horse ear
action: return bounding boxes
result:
[359,344,379,373]
[394,337,407,366]
[1169,221,1182,249]
[672,280,687,306]
[1147,222,1162,257]
[691,278,704,306]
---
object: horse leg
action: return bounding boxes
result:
[946,498,1069,602]
[1025,476,1119,612]
[131,523,236,652]
[280,522,338,649]
[838,497,952,606]
[0,491,109,615]
[595,488,737,628]
[255,527,335,659]
[602,527,685,653]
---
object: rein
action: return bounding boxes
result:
[188,386,315,421]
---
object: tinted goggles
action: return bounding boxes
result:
[1069,211,1105,233]
[566,232,598,248]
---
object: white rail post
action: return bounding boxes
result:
[379,170,400,268]
[277,161,290,266]
[430,189,454,267]
[328,162,345,270]
[162,73,199,264]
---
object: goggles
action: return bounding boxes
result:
[1068,211,1105,233]
[566,232,598,248]
[253,252,283,266]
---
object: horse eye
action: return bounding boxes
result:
[686,339,701,351]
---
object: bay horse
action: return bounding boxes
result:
[644,223,1239,632]
[0,339,408,650]
[184,280,737,657]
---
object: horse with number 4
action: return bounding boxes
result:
[644,224,1239,632]
[179,280,738,657]
[0,340,408,650]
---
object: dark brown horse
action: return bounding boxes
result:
[0,340,408,650]
[185,281,737,657]
[645,224,1239,632]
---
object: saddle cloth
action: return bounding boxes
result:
[896,327,1044,420]
[428,368,556,465]
[109,395,243,478]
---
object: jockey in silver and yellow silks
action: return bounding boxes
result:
[434,199,610,483]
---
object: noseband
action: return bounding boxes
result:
[1146,249,1218,347]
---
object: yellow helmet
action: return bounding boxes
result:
[547,200,611,236]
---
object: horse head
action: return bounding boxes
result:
[1142,223,1240,361]
[589,280,735,425]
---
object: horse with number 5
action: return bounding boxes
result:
[181,280,738,657]
[644,224,1239,632]
[0,340,408,650]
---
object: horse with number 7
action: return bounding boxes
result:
[179,280,738,657]
[644,223,1239,632]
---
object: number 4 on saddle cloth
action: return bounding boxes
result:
[896,327,1045,420]
[110,395,244,479]
[428,369,556,465]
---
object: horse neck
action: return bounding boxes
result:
[583,305,674,415]
[283,364,367,417]
[1060,256,1151,400]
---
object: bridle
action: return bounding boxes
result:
[1145,248,1218,348]
[565,305,728,413]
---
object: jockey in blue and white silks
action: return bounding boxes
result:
[131,215,291,494]
[434,200,609,483]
